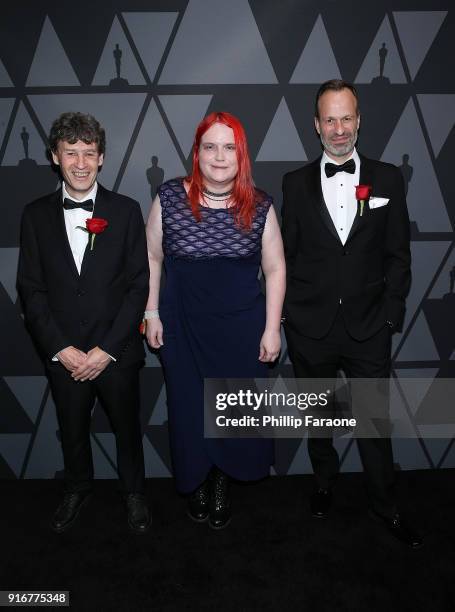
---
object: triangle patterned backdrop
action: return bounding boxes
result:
[0,0,454,479]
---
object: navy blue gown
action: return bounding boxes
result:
[159,179,274,493]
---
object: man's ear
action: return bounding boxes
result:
[314,116,320,135]
[98,153,104,167]
[51,151,60,166]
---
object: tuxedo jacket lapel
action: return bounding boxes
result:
[308,158,341,244]
[346,154,374,243]
[51,188,80,279]
[79,184,111,279]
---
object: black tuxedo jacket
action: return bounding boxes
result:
[281,154,411,341]
[17,184,149,368]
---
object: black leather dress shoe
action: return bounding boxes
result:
[369,510,423,549]
[51,490,91,533]
[187,479,210,523]
[209,468,231,530]
[125,493,151,534]
[310,488,332,519]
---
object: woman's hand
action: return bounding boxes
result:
[146,318,164,349]
[259,329,281,362]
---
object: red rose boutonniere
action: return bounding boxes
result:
[77,217,108,250]
[355,185,372,217]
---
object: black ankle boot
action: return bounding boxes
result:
[187,478,210,522]
[209,467,231,529]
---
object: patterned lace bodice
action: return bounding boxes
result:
[159,179,272,260]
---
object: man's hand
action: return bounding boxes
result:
[71,346,112,381]
[57,346,87,372]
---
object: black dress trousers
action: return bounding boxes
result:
[47,363,145,495]
[285,310,397,519]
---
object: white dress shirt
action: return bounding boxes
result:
[320,148,360,246]
[62,181,97,274]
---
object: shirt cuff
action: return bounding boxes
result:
[52,347,70,362]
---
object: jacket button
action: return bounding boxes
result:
[343,250,349,256]
[77,290,85,296]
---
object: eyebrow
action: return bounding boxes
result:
[63,147,98,152]
[323,115,354,121]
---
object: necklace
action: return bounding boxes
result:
[202,187,233,198]
[203,193,230,202]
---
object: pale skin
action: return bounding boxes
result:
[52,139,111,380]
[145,123,286,362]
[314,88,360,163]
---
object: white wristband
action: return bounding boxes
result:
[144,309,160,319]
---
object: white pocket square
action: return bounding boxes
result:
[369,197,389,209]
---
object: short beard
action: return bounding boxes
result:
[320,130,358,158]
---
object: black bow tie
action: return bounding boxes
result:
[63,198,94,212]
[324,158,356,178]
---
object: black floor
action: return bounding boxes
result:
[2,471,455,611]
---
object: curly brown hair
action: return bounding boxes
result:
[48,112,106,154]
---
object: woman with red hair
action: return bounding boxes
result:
[145,112,285,529]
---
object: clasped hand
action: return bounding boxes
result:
[58,346,112,381]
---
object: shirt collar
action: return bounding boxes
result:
[321,147,360,168]
[62,181,98,203]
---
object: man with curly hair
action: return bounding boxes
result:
[18,112,151,534]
